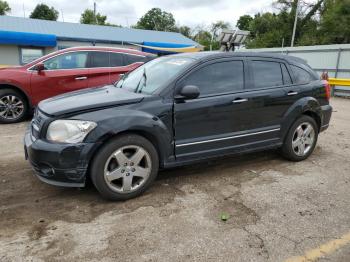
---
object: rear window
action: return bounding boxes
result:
[290,65,315,84]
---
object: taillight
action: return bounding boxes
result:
[323,80,331,101]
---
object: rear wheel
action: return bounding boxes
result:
[90,134,159,200]
[0,89,28,124]
[281,115,318,161]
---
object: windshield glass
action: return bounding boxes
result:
[116,56,195,94]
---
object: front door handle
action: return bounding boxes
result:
[75,76,87,80]
[232,98,248,104]
[287,91,298,96]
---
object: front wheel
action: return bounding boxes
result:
[281,115,318,161]
[0,89,28,124]
[90,134,159,200]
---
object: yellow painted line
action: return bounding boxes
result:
[328,78,350,86]
[285,231,350,262]
[0,64,9,68]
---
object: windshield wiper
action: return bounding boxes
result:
[134,67,147,93]
[114,73,128,88]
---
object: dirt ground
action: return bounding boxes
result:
[0,97,349,262]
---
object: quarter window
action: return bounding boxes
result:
[183,61,244,96]
[251,61,283,89]
[290,65,314,84]
[43,52,88,70]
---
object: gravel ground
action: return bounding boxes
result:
[0,97,349,262]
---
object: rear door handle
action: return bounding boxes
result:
[232,98,248,104]
[75,76,87,80]
[287,91,298,96]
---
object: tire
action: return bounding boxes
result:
[281,115,318,161]
[0,88,28,124]
[90,134,159,201]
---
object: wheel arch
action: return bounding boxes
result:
[281,96,322,140]
[0,83,32,109]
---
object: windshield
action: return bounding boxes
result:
[116,56,195,94]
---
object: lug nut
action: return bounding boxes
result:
[124,163,128,166]
[130,162,134,166]
[126,173,130,176]
[132,168,136,172]
[121,169,125,173]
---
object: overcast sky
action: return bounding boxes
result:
[6,0,274,29]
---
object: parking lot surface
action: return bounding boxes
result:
[0,97,349,262]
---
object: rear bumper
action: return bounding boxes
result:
[24,129,97,187]
[320,104,332,132]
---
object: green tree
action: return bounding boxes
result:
[135,8,176,31]
[80,9,107,25]
[176,26,192,38]
[236,15,253,30]
[238,0,326,48]
[210,21,230,50]
[318,0,350,44]
[0,0,10,15]
[30,3,59,21]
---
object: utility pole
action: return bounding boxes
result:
[94,2,97,24]
[291,0,300,47]
[61,9,65,22]
[22,2,25,18]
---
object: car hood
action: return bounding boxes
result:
[39,85,146,116]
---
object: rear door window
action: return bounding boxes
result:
[89,52,124,67]
[250,60,283,89]
[290,65,314,84]
[183,60,244,97]
[124,54,147,65]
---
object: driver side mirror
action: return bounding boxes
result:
[177,85,200,100]
[35,63,45,73]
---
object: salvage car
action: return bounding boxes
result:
[0,46,155,123]
[24,52,332,200]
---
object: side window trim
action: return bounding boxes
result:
[175,58,246,98]
[280,62,293,86]
[28,50,145,71]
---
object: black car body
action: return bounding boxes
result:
[24,52,332,200]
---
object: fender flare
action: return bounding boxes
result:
[84,109,173,167]
[281,97,322,139]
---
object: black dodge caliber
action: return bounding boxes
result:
[24,52,332,200]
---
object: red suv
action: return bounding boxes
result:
[0,46,155,123]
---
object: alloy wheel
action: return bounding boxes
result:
[0,95,25,120]
[292,122,315,156]
[104,145,152,193]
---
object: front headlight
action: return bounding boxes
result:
[46,120,97,143]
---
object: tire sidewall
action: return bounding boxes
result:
[282,115,318,161]
[0,89,28,124]
[91,134,159,201]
